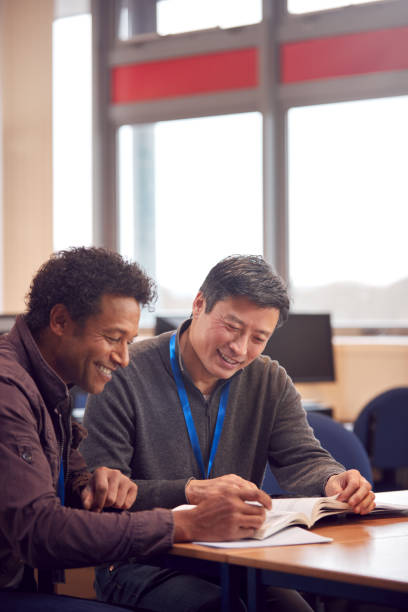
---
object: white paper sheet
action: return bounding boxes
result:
[194,526,333,548]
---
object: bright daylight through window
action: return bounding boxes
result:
[288,96,408,327]
[119,113,263,318]
[157,0,261,34]
[53,13,92,252]
[288,0,383,13]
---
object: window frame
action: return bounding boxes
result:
[91,0,408,331]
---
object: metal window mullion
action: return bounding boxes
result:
[127,0,157,278]
[109,89,259,127]
[279,70,408,111]
[92,0,117,249]
[261,0,288,279]
[110,23,260,67]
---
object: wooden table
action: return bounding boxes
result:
[229,514,408,610]
[168,513,408,611]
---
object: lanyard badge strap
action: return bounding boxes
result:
[169,332,230,479]
[58,457,65,505]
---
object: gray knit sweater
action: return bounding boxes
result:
[81,322,344,510]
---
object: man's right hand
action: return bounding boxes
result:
[173,493,268,542]
[81,467,138,513]
[185,473,271,509]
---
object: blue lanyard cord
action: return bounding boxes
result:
[169,332,230,479]
[57,457,65,506]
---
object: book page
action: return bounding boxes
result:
[371,490,408,513]
[173,496,350,540]
[269,496,322,518]
[267,495,348,523]
[254,511,308,539]
[312,497,351,522]
[173,502,310,539]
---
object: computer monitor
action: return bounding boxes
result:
[154,315,188,335]
[262,313,335,383]
[155,312,335,383]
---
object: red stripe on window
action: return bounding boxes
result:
[282,27,408,83]
[112,47,258,104]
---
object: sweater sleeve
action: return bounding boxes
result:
[0,382,174,573]
[81,367,190,510]
[266,366,345,495]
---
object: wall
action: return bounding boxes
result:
[0,0,53,314]
[297,338,408,422]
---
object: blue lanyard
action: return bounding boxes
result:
[58,457,65,505]
[169,332,230,479]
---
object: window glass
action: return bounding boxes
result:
[118,0,261,39]
[118,113,263,322]
[288,0,383,13]
[288,96,408,326]
[52,14,92,251]
[157,0,261,35]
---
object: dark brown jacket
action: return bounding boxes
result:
[0,316,173,589]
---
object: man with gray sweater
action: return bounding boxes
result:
[82,254,375,612]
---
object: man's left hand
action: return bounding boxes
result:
[325,470,375,514]
[81,466,138,513]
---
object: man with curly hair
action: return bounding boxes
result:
[0,247,270,612]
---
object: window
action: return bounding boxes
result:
[118,113,263,320]
[288,96,408,326]
[118,0,261,39]
[101,0,408,332]
[157,0,261,34]
[288,0,383,14]
[52,13,93,251]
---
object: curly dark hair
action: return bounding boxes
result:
[25,247,157,333]
[199,255,290,327]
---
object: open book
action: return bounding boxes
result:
[249,490,408,539]
[174,490,408,541]
[254,495,350,539]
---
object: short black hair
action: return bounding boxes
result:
[199,255,290,326]
[25,247,156,333]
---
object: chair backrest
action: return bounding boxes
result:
[354,387,408,469]
[262,412,373,494]
[307,412,373,484]
[262,463,287,495]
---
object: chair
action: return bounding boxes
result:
[262,463,288,496]
[262,412,373,494]
[307,412,373,484]
[354,387,408,491]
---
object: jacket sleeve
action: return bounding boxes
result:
[0,382,174,570]
[65,421,93,508]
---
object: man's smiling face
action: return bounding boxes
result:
[54,293,140,394]
[187,292,280,388]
